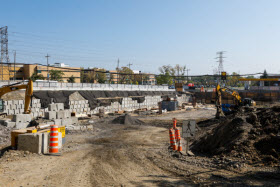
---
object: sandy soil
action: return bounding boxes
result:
[0,109,279,186]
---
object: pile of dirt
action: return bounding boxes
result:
[0,125,11,147]
[112,114,145,125]
[191,106,280,165]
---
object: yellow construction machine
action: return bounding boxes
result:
[0,80,33,116]
[215,84,255,118]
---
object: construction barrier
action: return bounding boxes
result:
[175,128,182,152]
[49,124,59,154]
[169,128,177,150]
[169,118,182,152]
[173,118,177,129]
[177,139,182,152]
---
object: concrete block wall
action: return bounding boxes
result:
[3,99,42,118]
[3,94,190,118]
[68,100,91,115]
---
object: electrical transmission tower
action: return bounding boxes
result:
[0,26,10,81]
[216,51,226,75]
[127,63,133,69]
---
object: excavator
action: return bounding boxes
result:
[215,84,256,119]
[0,80,33,117]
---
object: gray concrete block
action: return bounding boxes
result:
[18,100,24,105]
[14,109,20,115]
[15,122,29,129]
[45,111,56,120]
[12,114,32,123]
[57,111,64,119]
[32,112,39,118]
[42,133,49,154]
[11,105,16,110]
[7,100,12,105]
[12,100,19,105]
[4,121,16,128]
[48,104,57,111]
[18,133,42,154]
[53,119,62,126]
[71,117,78,125]
[62,118,73,126]
[57,103,64,111]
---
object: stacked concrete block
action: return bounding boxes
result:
[31,99,42,118]
[68,100,90,114]
[11,114,32,129]
[45,103,77,126]
[45,111,57,120]
[3,99,42,118]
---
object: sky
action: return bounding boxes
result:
[1,0,280,75]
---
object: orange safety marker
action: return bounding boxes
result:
[169,128,177,150]
[177,139,182,152]
[174,128,181,141]
[49,124,60,155]
[173,118,177,129]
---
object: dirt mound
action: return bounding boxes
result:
[0,125,12,147]
[191,106,280,165]
[112,114,145,125]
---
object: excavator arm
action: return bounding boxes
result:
[216,84,242,118]
[0,80,33,114]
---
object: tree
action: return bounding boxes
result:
[156,71,173,85]
[261,69,269,86]
[174,64,186,82]
[95,68,107,83]
[80,67,87,83]
[50,70,64,82]
[156,65,175,85]
[119,67,134,84]
[30,72,44,81]
[227,72,243,87]
[67,75,75,83]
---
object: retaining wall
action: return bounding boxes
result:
[0,81,174,91]
[2,91,190,118]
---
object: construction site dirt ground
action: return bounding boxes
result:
[0,109,280,186]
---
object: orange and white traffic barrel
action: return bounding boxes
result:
[174,128,181,142]
[177,139,182,152]
[169,128,177,150]
[49,124,60,155]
